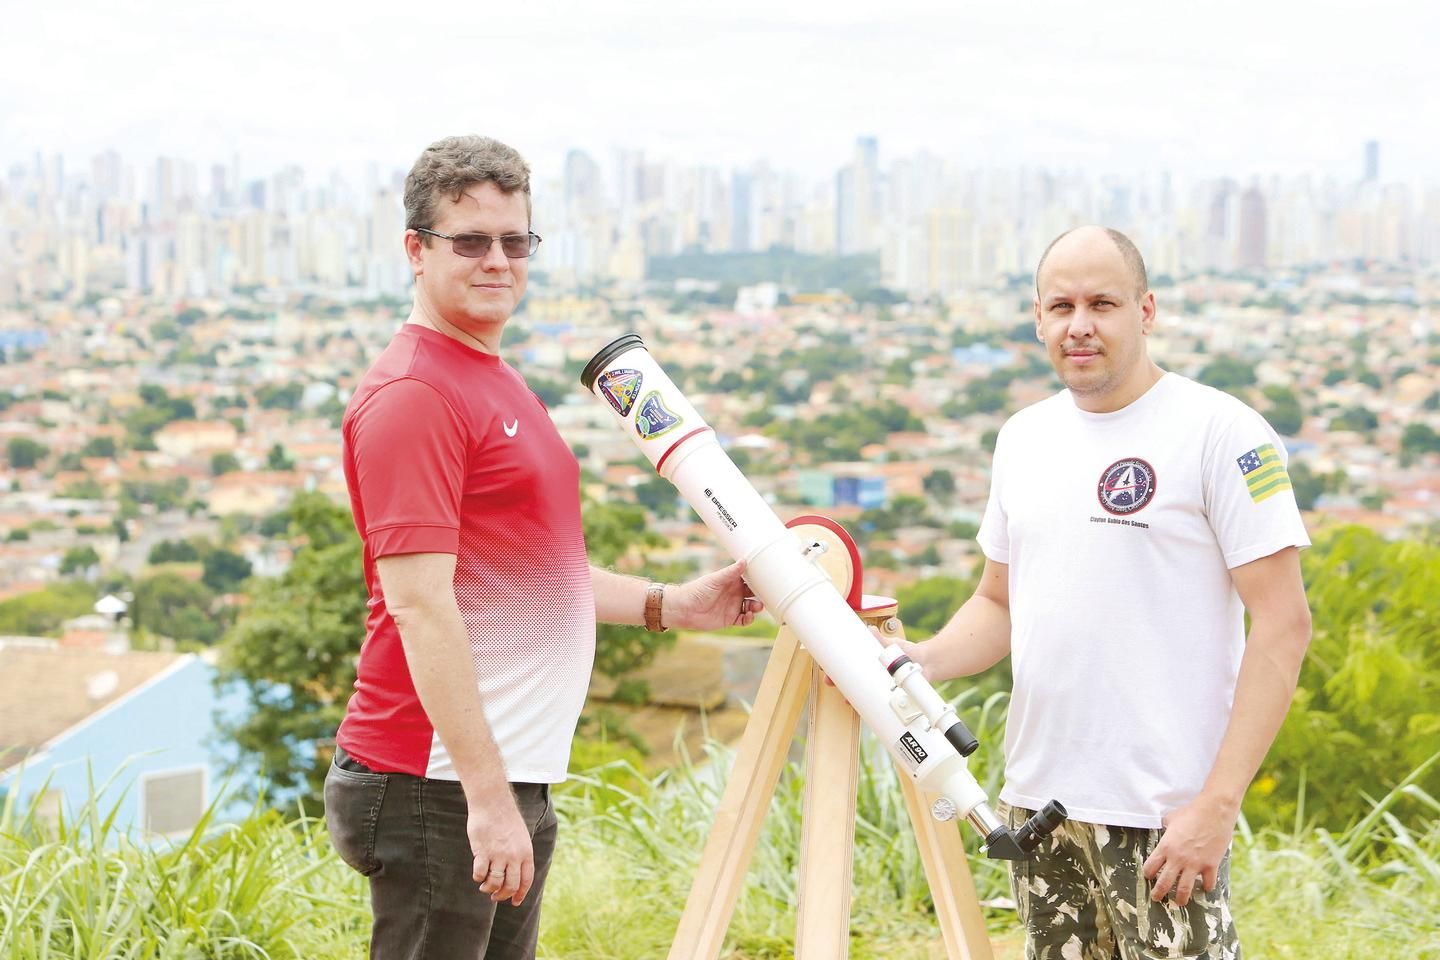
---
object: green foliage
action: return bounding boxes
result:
[267,442,295,471]
[942,371,1012,418]
[79,435,117,458]
[5,436,47,469]
[1401,422,1440,457]
[121,476,189,510]
[256,381,304,410]
[1261,385,1304,436]
[858,494,935,535]
[584,499,676,686]
[1289,461,1342,511]
[217,492,366,801]
[210,450,242,476]
[646,247,881,290]
[0,782,369,958]
[1331,406,1379,432]
[148,538,201,564]
[0,581,95,636]
[895,573,976,635]
[132,572,223,645]
[634,475,681,518]
[56,477,104,500]
[1253,527,1440,830]
[123,385,195,448]
[922,468,956,500]
[4,749,1439,957]
[1196,355,1257,392]
[58,546,100,576]
[771,400,924,463]
[202,548,253,593]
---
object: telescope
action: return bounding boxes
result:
[581,334,1065,860]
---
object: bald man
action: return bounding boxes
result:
[903,227,1311,959]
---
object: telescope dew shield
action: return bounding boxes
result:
[582,334,1066,859]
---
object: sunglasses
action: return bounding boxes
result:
[416,228,542,259]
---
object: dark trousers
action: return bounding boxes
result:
[325,749,558,960]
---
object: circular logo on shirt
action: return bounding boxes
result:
[1097,457,1157,515]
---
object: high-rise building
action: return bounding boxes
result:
[1364,140,1379,182]
[730,171,752,252]
[563,149,602,218]
[836,136,880,256]
[1238,186,1267,270]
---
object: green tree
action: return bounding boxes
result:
[216,491,367,802]
[923,468,956,501]
[1330,406,1378,433]
[59,545,101,576]
[211,451,242,476]
[0,582,94,635]
[895,574,976,635]
[634,475,679,518]
[1261,385,1304,436]
[1400,423,1440,458]
[202,548,253,593]
[583,499,677,695]
[1196,355,1257,392]
[148,539,202,564]
[80,436,118,458]
[267,443,295,471]
[1252,527,1440,830]
[132,572,221,645]
[6,437,48,469]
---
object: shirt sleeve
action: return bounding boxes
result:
[1203,406,1311,569]
[348,378,468,557]
[976,426,1011,564]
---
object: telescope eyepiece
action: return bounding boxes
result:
[1014,800,1068,853]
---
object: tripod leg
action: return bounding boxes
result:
[668,624,814,960]
[795,663,864,958]
[898,774,996,960]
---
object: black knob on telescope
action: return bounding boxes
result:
[943,720,980,758]
[581,333,646,390]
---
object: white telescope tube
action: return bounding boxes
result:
[581,335,1066,856]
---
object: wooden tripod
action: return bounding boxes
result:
[667,521,995,960]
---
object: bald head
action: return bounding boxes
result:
[1035,226,1148,299]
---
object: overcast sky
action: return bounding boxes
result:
[2,0,1436,186]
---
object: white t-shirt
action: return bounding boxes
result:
[978,373,1309,828]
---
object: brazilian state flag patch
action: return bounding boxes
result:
[1236,443,1292,504]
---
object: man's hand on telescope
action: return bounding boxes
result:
[666,561,764,630]
[1142,791,1240,906]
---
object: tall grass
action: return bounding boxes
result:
[0,769,367,959]
[3,719,1438,958]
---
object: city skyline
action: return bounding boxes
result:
[2,0,1438,184]
[6,133,1435,306]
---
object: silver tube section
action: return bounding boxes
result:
[581,335,994,827]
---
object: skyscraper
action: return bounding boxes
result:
[1364,140,1379,182]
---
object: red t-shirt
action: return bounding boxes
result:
[336,324,595,782]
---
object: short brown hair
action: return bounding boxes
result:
[403,135,532,234]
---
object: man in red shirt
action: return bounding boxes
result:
[324,135,759,960]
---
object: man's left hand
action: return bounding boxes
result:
[1142,792,1240,906]
[666,561,763,631]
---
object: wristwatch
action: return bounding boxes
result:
[644,583,667,633]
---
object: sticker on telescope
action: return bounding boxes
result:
[897,732,929,772]
[635,391,683,440]
[597,369,643,417]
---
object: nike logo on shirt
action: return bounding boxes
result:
[504,420,519,437]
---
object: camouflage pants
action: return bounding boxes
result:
[1002,803,1240,960]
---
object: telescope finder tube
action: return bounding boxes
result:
[581,334,1066,859]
